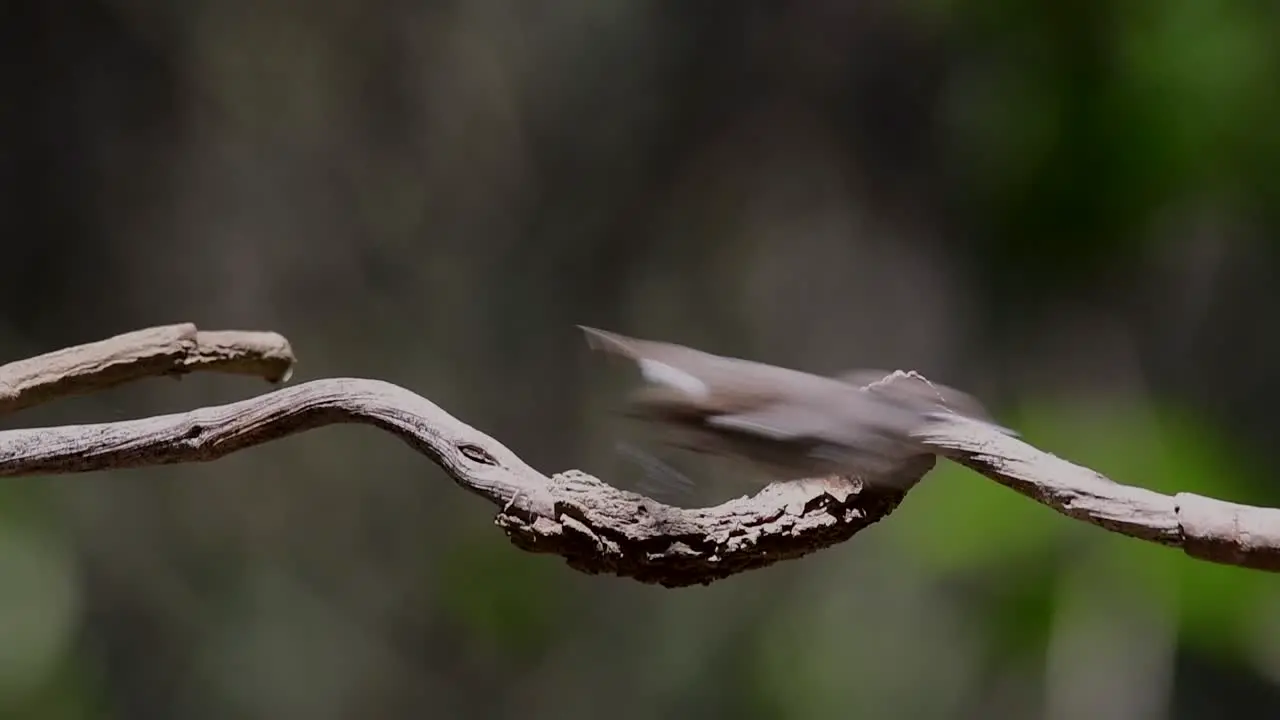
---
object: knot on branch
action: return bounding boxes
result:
[493,466,922,587]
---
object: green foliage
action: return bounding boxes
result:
[937,0,1280,303]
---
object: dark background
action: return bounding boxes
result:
[1,1,1279,718]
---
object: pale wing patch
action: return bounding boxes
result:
[707,405,824,440]
[637,358,711,399]
[709,414,796,440]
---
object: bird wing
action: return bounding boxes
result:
[837,369,996,419]
[834,369,896,388]
[706,390,912,442]
[705,404,823,441]
[580,325,753,408]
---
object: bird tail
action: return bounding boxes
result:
[578,325,644,359]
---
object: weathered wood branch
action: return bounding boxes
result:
[918,420,1280,571]
[0,325,1275,587]
[0,323,296,415]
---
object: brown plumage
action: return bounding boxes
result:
[579,326,1012,490]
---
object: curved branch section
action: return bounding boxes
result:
[0,378,926,587]
[917,416,1280,572]
[499,465,922,586]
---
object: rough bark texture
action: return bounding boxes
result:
[0,325,1276,587]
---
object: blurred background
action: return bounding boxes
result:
[1,0,1279,718]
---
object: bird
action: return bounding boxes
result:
[579,325,1013,493]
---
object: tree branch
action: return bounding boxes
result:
[0,325,1275,587]
[918,420,1280,571]
[0,323,295,415]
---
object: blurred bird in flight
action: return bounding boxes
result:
[579,326,1013,497]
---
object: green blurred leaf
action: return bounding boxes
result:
[1115,0,1271,184]
[887,459,1066,572]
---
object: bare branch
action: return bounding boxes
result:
[0,323,296,416]
[0,325,1276,585]
[918,418,1280,572]
[0,376,927,587]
